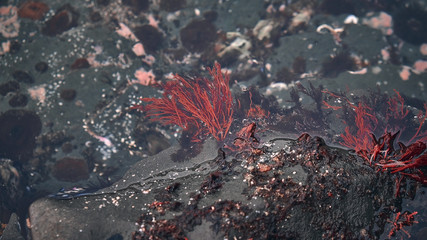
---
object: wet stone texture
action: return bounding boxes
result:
[29,132,396,239]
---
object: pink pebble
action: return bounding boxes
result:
[420,43,427,55]
[413,60,427,73]
[399,66,411,81]
[132,43,146,56]
[132,68,156,86]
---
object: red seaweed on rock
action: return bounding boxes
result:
[323,89,378,156]
[322,89,427,189]
[132,63,233,142]
[387,211,418,239]
[323,89,427,160]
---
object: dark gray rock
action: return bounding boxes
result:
[29,133,396,239]
[2,213,25,240]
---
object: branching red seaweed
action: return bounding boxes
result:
[323,89,427,158]
[322,89,427,193]
[323,89,378,155]
[387,211,418,239]
[132,63,233,142]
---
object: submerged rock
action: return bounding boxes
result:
[28,131,402,239]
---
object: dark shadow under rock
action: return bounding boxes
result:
[0,109,42,163]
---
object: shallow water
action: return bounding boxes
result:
[1,0,426,239]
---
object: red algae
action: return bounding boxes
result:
[387,211,418,239]
[340,102,378,154]
[323,89,378,154]
[133,63,233,142]
[323,89,427,191]
[387,89,408,121]
[245,91,270,119]
[323,89,427,154]
[408,103,427,143]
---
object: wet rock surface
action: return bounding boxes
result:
[1,213,25,240]
[30,132,396,239]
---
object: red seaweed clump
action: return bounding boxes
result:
[132,63,233,142]
[234,88,272,120]
[387,211,418,239]
[323,89,427,155]
[322,89,427,189]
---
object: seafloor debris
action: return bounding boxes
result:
[321,51,358,78]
